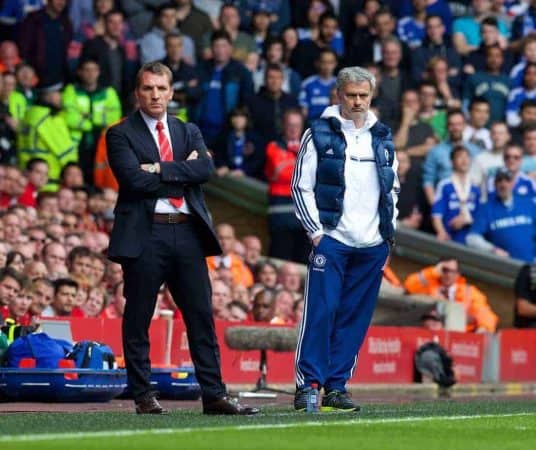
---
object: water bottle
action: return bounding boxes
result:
[306,383,319,413]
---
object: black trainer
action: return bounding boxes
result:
[321,390,360,412]
[294,387,313,411]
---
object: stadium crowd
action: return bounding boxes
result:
[2,0,536,333]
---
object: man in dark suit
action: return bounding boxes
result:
[106,61,258,415]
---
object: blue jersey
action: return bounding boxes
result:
[510,60,527,89]
[470,194,536,262]
[299,75,336,121]
[432,178,480,244]
[506,87,536,128]
[397,16,425,49]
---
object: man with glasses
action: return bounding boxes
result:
[467,168,536,262]
[404,257,498,333]
[486,144,536,199]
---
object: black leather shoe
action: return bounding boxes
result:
[203,396,260,415]
[135,396,169,415]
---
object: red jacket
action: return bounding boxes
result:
[264,140,299,197]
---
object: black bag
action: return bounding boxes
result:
[414,341,456,388]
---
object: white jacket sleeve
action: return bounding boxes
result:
[391,151,400,231]
[291,128,323,239]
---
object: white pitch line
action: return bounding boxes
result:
[1,412,534,443]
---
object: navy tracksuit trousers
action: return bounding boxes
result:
[295,236,389,392]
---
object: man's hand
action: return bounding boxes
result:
[312,235,323,247]
[493,247,509,258]
[140,163,160,173]
[187,150,199,160]
[448,214,469,230]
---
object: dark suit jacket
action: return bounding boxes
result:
[106,111,222,262]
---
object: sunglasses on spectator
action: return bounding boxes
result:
[504,155,521,160]
[441,267,458,274]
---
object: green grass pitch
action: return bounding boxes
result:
[1,399,535,450]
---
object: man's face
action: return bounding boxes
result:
[490,123,510,149]
[521,105,536,124]
[165,36,183,62]
[486,47,503,71]
[495,176,514,200]
[481,24,499,46]
[374,13,394,39]
[159,8,177,32]
[439,260,459,287]
[470,102,490,128]
[28,229,47,255]
[253,292,274,322]
[426,17,444,42]
[280,266,301,292]
[473,0,491,15]
[72,255,93,278]
[524,130,536,155]
[524,65,536,90]
[78,61,100,87]
[3,214,21,244]
[217,226,235,255]
[135,71,173,119]
[382,42,401,69]
[48,0,67,14]
[317,52,337,77]
[212,38,232,65]
[337,81,372,123]
[274,291,294,318]
[30,283,54,315]
[9,291,32,318]
[524,41,536,63]
[452,150,471,173]
[211,281,231,313]
[266,43,283,64]
[319,18,338,42]
[58,188,75,212]
[504,148,523,172]
[265,69,284,95]
[283,113,304,142]
[53,285,77,315]
[105,13,123,40]
[220,6,240,31]
[28,162,48,189]
[44,244,67,272]
[447,114,465,142]
[0,276,21,306]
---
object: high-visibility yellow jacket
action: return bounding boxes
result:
[17,104,77,191]
[62,84,121,146]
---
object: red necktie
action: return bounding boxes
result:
[156,121,183,208]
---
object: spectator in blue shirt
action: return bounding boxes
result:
[397,0,427,49]
[467,167,536,263]
[423,109,482,205]
[507,62,536,128]
[299,48,337,122]
[510,35,536,89]
[520,124,536,176]
[452,0,509,56]
[432,145,480,244]
[487,144,536,199]
[511,1,536,49]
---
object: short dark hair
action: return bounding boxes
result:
[156,2,176,17]
[319,11,338,26]
[521,99,536,111]
[450,145,469,161]
[0,267,25,287]
[469,96,490,110]
[53,278,78,295]
[26,158,48,172]
[104,9,123,21]
[317,47,337,61]
[210,29,232,45]
[135,61,172,89]
[447,108,465,121]
[481,16,499,29]
[164,30,183,44]
[67,246,92,270]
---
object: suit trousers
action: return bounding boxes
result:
[295,236,389,392]
[121,219,226,404]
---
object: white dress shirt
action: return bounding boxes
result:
[139,110,191,214]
